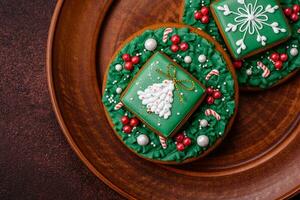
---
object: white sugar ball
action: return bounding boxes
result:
[199,119,208,127]
[137,134,149,146]
[198,54,207,63]
[144,38,157,51]
[197,135,209,147]
[290,48,298,57]
[246,69,252,76]
[115,64,122,71]
[116,87,122,94]
[184,56,192,64]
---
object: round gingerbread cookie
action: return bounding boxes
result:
[102,24,238,164]
[181,0,300,90]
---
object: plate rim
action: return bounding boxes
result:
[46,0,300,199]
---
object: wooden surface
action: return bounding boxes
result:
[0,0,123,199]
[48,0,300,199]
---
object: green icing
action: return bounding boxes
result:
[182,0,300,89]
[102,27,236,163]
[211,0,291,59]
[121,52,206,138]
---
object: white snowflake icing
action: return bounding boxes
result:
[217,0,286,55]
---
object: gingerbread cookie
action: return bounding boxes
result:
[181,0,300,90]
[102,24,238,164]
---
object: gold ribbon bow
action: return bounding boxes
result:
[156,64,195,103]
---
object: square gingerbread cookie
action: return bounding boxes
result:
[211,0,291,59]
[121,52,206,138]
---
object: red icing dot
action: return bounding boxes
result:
[124,62,134,71]
[123,125,132,134]
[206,87,214,95]
[194,11,203,20]
[176,143,185,151]
[270,53,280,62]
[180,42,189,51]
[175,133,185,143]
[206,96,215,105]
[213,91,222,99]
[200,6,210,16]
[171,44,179,52]
[293,4,300,13]
[129,118,139,127]
[233,60,243,69]
[291,13,299,22]
[122,54,131,62]
[280,53,288,62]
[183,137,192,147]
[201,15,210,24]
[131,56,140,64]
[284,8,293,16]
[121,116,130,125]
[171,35,181,44]
[274,61,283,70]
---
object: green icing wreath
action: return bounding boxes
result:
[182,0,300,89]
[102,26,237,163]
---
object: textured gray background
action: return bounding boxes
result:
[0,1,123,199]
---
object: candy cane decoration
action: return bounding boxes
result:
[257,61,270,78]
[162,28,173,43]
[114,102,124,110]
[205,69,220,80]
[159,136,167,149]
[205,109,221,121]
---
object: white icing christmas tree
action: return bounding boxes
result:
[137,80,174,119]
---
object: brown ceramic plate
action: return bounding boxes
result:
[47,0,300,199]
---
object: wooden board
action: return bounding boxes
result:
[47,0,300,199]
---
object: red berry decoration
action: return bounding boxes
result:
[131,56,140,64]
[280,53,288,62]
[233,60,243,69]
[284,8,293,16]
[212,91,222,99]
[124,62,134,71]
[129,117,139,127]
[206,87,214,95]
[175,133,185,143]
[293,4,300,13]
[171,44,179,52]
[183,137,192,147]
[121,116,130,125]
[176,143,185,151]
[179,42,189,51]
[201,15,210,24]
[291,13,299,22]
[270,53,280,62]
[206,96,215,105]
[274,61,283,70]
[122,54,131,62]
[123,125,132,134]
[200,6,210,16]
[171,35,181,44]
[194,11,203,20]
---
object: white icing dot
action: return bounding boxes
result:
[157,123,161,126]
[197,135,209,147]
[290,48,298,57]
[177,112,180,115]
[144,38,157,51]
[184,56,192,64]
[115,64,122,71]
[199,119,208,127]
[116,87,122,94]
[246,69,252,76]
[137,134,149,146]
[130,97,133,101]
[198,54,207,63]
